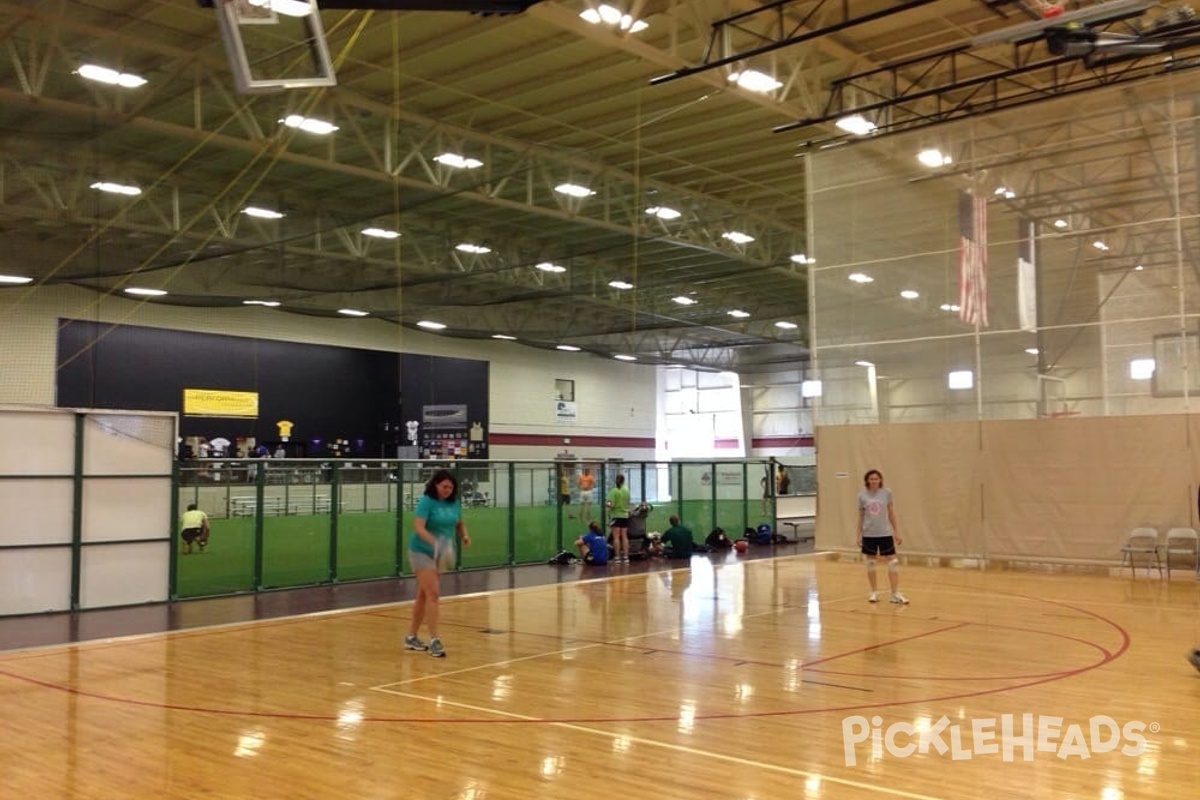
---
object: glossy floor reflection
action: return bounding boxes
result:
[2,553,1198,799]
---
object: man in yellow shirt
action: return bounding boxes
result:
[180,503,210,555]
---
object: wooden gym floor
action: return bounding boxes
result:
[1,551,1198,799]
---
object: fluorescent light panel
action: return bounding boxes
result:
[1130,358,1155,380]
[646,206,681,220]
[848,272,874,284]
[456,243,491,254]
[672,296,697,306]
[613,354,637,361]
[535,262,566,273]
[727,309,750,318]
[76,64,146,88]
[722,231,754,244]
[801,380,822,398]
[556,344,581,352]
[790,254,815,265]
[338,308,368,317]
[728,69,782,93]
[579,5,648,32]
[900,289,920,299]
[242,206,284,219]
[608,280,634,290]
[280,114,338,135]
[417,320,446,330]
[554,183,595,198]
[90,181,141,196]
[835,114,876,136]
[434,153,483,169]
[362,227,400,239]
[247,0,314,17]
[243,300,281,307]
[775,321,798,330]
[0,275,33,284]
[492,334,517,340]
[125,287,167,296]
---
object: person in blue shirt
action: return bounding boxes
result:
[574,520,609,565]
[404,469,470,658]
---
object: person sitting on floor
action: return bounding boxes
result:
[575,520,609,565]
[705,527,733,550]
[658,514,694,559]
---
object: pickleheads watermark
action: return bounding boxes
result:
[842,714,1155,766]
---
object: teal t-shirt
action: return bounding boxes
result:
[607,485,630,517]
[408,494,461,556]
[660,523,694,557]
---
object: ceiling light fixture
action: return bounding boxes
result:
[722,231,754,245]
[90,181,141,196]
[337,308,369,317]
[835,114,876,136]
[646,206,681,220]
[790,254,815,265]
[76,64,147,88]
[855,360,875,368]
[556,344,582,352]
[535,262,566,273]
[917,148,952,167]
[1054,219,1069,229]
[609,280,634,290]
[362,227,400,239]
[1025,347,1039,355]
[940,303,961,312]
[242,300,281,307]
[417,320,446,330]
[775,321,798,330]
[0,275,33,284]
[246,0,314,18]
[554,183,595,198]
[492,334,517,340]
[433,153,483,169]
[456,243,491,255]
[242,206,284,219]
[124,287,167,297]
[948,370,974,390]
[672,296,697,305]
[728,69,782,93]
[280,114,338,135]
[1093,240,1109,251]
[847,272,874,284]
[900,289,920,299]
[613,354,637,361]
[579,4,648,33]
[1134,264,1144,271]
[728,309,750,318]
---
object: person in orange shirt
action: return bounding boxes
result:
[577,466,596,524]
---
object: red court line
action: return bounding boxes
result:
[0,590,1132,726]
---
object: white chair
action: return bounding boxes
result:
[1163,527,1199,579]
[1119,527,1162,578]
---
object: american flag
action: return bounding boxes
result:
[957,190,989,327]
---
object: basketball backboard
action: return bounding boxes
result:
[215,0,337,93]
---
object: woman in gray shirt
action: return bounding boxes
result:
[856,469,908,604]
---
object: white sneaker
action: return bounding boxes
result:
[868,592,879,603]
[890,592,909,605]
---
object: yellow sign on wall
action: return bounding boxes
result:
[183,388,260,418]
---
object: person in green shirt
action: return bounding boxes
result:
[179,503,210,555]
[659,515,694,559]
[606,474,631,562]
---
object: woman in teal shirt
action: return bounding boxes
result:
[405,468,470,658]
[606,473,631,562]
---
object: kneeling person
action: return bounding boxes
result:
[575,521,610,565]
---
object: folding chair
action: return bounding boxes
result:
[1119,527,1162,578]
[1163,527,1199,579]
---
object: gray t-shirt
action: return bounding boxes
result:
[857,488,893,538]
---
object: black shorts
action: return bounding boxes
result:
[609,517,629,529]
[861,536,896,557]
[560,494,571,504]
[181,527,203,544]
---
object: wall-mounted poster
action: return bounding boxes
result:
[556,400,577,423]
